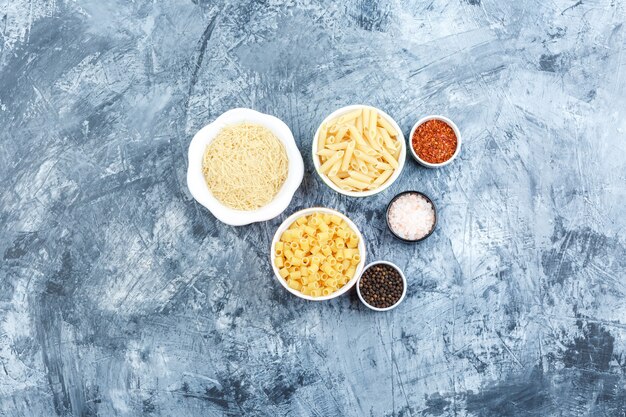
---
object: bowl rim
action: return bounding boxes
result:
[269,207,367,301]
[186,108,304,226]
[408,115,461,168]
[312,104,406,197]
[385,191,437,243]
[356,260,407,311]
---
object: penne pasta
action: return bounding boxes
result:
[336,125,349,142]
[392,143,402,160]
[355,140,379,156]
[353,149,380,165]
[367,108,377,138]
[317,123,327,152]
[364,131,382,151]
[358,160,368,174]
[340,177,370,190]
[347,125,367,146]
[378,126,396,149]
[341,141,355,172]
[377,115,397,137]
[328,174,344,190]
[355,113,363,131]
[337,109,362,124]
[380,147,399,168]
[325,141,349,150]
[375,161,393,170]
[315,106,402,193]
[348,170,375,184]
[319,150,344,174]
[371,169,393,188]
[328,159,342,177]
[359,167,378,179]
[375,133,385,149]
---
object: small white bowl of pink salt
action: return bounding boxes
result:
[386,191,437,242]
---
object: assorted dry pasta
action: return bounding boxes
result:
[316,107,402,192]
[199,106,403,217]
[196,106,412,300]
[274,212,361,297]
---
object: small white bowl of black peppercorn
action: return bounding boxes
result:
[357,261,407,311]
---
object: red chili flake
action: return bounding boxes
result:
[411,119,458,164]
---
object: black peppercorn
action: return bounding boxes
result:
[359,263,404,309]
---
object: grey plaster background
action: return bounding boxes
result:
[1,0,625,416]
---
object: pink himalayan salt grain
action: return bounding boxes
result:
[388,193,435,240]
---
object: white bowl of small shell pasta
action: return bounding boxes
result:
[270,207,367,301]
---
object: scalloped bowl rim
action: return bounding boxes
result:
[270,207,367,301]
[187,108,304,226]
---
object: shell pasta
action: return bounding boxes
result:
[274,212,361,297]
[316,107,401,192]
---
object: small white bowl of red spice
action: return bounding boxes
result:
[409,115,461,168]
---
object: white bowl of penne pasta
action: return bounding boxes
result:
[270,207,366,301]
[312,105,406,197]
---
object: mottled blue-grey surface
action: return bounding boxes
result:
[1,0,625,416]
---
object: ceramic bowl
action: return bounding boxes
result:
[356,261,407,311]
[270,207,366,301]
[187,108,304,226]
[385,191,437,243]
[408,115,461,168]
[312,105,406,197]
